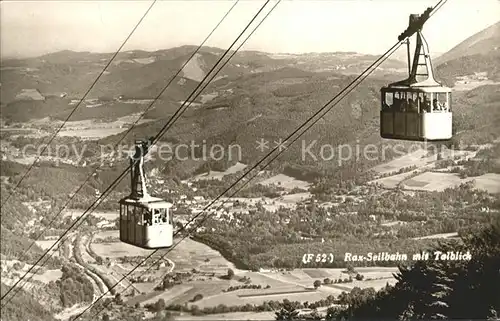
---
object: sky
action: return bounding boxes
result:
[1,0,499,59]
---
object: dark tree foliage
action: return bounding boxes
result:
[275,300,300,320]
[193,180,497,271]
[57,264,94,307]
[0,282,55,321]
[324,218,500,320]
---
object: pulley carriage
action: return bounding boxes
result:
[380,11,452,141]
[119,139,173,249]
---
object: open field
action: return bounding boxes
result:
[262,193,312,212]
[473,173,500,193]
[190,162,247,181]
[55,114,154,139]
[63,210,118,221]
[2,114,154,141]
[222,192,311,213]
[89,230,399,312]
[175,311,276,320]
[371,146,476,176]
[200,92,218,103]
[453,78,500,91]
[93,230,118,240]
[238,289,313,298]
[58,128,127,139]
[280,192,312,203]
[135,285,194,306]
[381,220,408,227]
[127,282,156,295]
[182,53,205,82]
[413,232,459,240]
[168,238,240,273]
[90,240,153,258]
[302,269,333,279]
[371,148,432,174]
[367,142,500,193]
[324,277,397,292]
[177,265,393,309]
[369,171,418,189]
[32,269,63,284]
[1,260,62,289]
[259,174,311,190]
[239,271,301,288]
[403,172,464,191]
[258,267,398,292]
[35,240,58,250]
[169,281,232,306]
[194,288,326,308]
[403,172,500,193]
[258,271,322,289]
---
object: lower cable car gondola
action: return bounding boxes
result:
[380,12,452,142]
[119,139,173,249]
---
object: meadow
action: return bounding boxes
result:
[403,172,500,193]
[259,173,311,190]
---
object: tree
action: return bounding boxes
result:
[154,298,166,312]
[313,280,322,289]
[275,301,299,320]
[309,308,322,320]
[114,293,123,305]
[325,306,343,320]
[346,265,356,274]
[192,294,203,302]
[227,268,235,279]
[336,218,500,319]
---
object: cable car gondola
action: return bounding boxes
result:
[380,12,452,141]
[119,139,173,249]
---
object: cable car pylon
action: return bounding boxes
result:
[119,138,174,249]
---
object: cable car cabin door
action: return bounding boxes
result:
[119,202,147,247]
[119,139,174,250]
[119,202,128,243]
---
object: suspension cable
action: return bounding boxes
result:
[81,1,448,319]
[0,0,240,299]
[0,0,258,306]
[0,1,160,211]
[1,0,447,316]
[70,2,283,319]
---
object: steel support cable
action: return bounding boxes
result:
[0,1,160,211]
[0,0,271,308]
[83,35,399,321]
[1,0,246,303]
[81,1,448,319]
[146,2,273,147]
[4,0,445,315]
[0,0,240,304]
[72,2,283,320]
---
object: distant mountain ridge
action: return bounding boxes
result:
[1,22,500,321]
[435,21,500,66]
[0,46,405,106]
[435,21,500,85]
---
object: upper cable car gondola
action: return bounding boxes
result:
[119,138,173,249]
[380,10,452,141]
